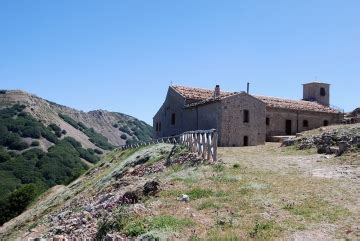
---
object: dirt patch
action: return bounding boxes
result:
[312,165,360,180]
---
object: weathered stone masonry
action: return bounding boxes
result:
[153,82,343,147]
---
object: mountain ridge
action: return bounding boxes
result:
[0,89,153,226]
[0,89,152,147]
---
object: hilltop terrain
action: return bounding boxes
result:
[1,124,359,240]
[0,90,152,225]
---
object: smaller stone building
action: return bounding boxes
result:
[153,82,343,147]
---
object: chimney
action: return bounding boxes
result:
[214,85,220,98]
[247,82,250,94]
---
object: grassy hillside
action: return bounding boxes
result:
[0,90,153,226]
[1,126,359,240]
[0,105,102,225]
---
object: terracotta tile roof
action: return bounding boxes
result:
[172,85,235,100]
[171,85,340,113]
[255,95,339,113]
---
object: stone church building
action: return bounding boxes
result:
[153,82,343,147]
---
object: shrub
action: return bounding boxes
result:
[233,164,240,168]
[78,148,100,163]
[0,148,11,162]
[119,126,132,135]
[186,188,213,200]
[12,104,26,112]
[113,124,119,128]
[61,129,67,135]
[78,122,87,130]
[0,90,6,94]
[94,149,103,155]
[22,148,45,160]
[49,123,61,133]
[120,134,127,140]
[0,184,42,225]
[58,114,79,129]
[31,141,40,147]
[5,133,29,150]
[21,127,42,139]
[124,220,147,237]
[40,129,58,144]
[63,136,82,148]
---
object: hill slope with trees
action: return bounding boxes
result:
[0,90,152,225]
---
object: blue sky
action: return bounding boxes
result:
[0,0,359,124]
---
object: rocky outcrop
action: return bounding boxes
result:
[283,126,360,156]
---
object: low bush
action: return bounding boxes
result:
[21,127,42,139]
[40,129,58,144]
[58,113,79,129]
[49,123,61,133]
[120,134,127,140]
[31,141,40,147]
[94,149,103,155]
[0,184,43,225]
[186,188,214,200]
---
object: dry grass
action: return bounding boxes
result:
[150,143,360,240]
[2,143,359,240]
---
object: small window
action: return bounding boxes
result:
[303,120,309,128]
[244,136,249,146]
[158,122,162,131]
[320,87,326,96]
[171,113,176,125]
[266,117,270,126]
[155,122,159,132]
[323,120,329,126]
[243,110,249,123]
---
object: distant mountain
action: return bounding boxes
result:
[0,89,152,225]
[0,90,152,148]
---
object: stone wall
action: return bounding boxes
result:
[153,88,220,138]
[218,93,266,147]
[153,87,187,138]
[303,83,330,106]
[265,107,343,138]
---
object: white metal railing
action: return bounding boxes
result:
[119,129,218,162]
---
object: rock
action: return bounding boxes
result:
[143,181,160,196]
[53,235,67,241]
[338,141,349,156]
[330,147,339,155]
[122,191,139,204]
[178,194,190,202]
[317,145,330,154]
[282,139,295,147]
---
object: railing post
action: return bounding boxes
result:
[212,130,218,162]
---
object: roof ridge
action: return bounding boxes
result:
[172,85,233,93]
